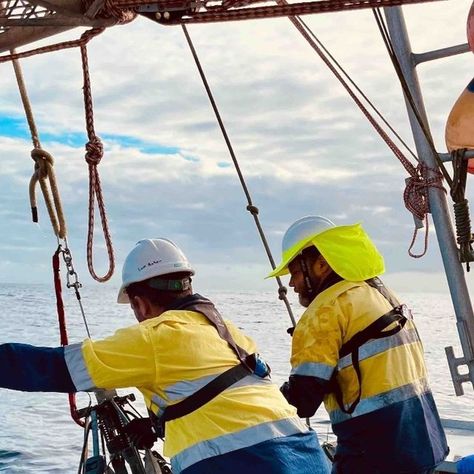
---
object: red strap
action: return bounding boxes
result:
[52,247,85,427]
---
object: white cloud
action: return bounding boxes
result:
[0,1,472,291]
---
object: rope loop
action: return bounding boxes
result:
[404,163,445,258]
[28,147,67,238]
[78,28,115,282]
[85,137,104,165]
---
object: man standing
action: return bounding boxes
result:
[0,238,330,474]
[268,216,448,474]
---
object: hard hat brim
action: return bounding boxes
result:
[267,224,385,281]
[117,285,130,304]
[266,234,320,279]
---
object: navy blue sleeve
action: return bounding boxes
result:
[283,375,328,418]
[0,343,76,393]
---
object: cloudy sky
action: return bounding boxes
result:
[0,0,473,295]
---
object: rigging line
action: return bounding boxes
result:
[294,15,419,164]
[53,246,87,427]
[63,236,92,338]
[181,24,296,327]
[277,1,419,179]
[10,50,67,238]
[0,27,104,64]
[77,417,92,474]
[372,8,452,186]
[80,31,115,283]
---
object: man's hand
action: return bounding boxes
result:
[280,381,290,400]
[124,418,158,450]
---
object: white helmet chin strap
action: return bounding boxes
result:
[299,256,314,296]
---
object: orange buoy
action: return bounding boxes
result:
[468,1,474,52]
[445,78,474,173]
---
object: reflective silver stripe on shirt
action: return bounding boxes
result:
[151,393,168,416]
[166,372,271,401]
[329,379,430,424]
[152,373,272,414]
[291,361,334,380]
[171,416,309,473]
[338,326,421,371]
[64,342,96,391]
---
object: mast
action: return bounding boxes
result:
[384,6,474,395]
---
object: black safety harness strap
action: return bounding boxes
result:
[184,300,250,364]
[159,363,252,428]
[331,278,408,415]
[156,297,264,435]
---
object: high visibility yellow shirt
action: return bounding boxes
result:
[291,280,426,420]
[65,305,307,473]
[290,279,448,472]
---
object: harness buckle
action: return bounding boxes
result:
[246,353,271,378]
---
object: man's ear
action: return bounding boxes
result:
[313,254,332,278]
[131,295,150,320]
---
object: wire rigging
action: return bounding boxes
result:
[294,15,420,164]
[372,8,451,183]
[181,24,296,328]
[372,8,473,260]
[278,3,446,258]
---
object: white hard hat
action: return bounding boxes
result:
[267,216,335,278]
[117,238,195,304]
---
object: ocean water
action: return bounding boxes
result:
[0,282,473,472]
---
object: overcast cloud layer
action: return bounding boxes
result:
[0,1,473,296]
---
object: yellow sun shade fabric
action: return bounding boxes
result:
[268,223,385,281]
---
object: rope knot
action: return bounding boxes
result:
[85,137,104,165]
[31,148,54,179]
[404,163,445,259]
[278,286,288,300]
[403,163,444,222]
[80,27,106,45]
[246,204,259,215]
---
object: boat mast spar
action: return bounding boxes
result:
[384,6,474,396]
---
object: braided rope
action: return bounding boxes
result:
[4,28,114,281]
[281,7,418,177]
[282,7,450,259]
[82,0,137,23]
[404,162,445,258]
[182,24,297,328]
[0,28,104,63]
[80,38,115,282]
[450,149,474,267]
[130,0,443,24]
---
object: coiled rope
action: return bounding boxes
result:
[450,149,474,269]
